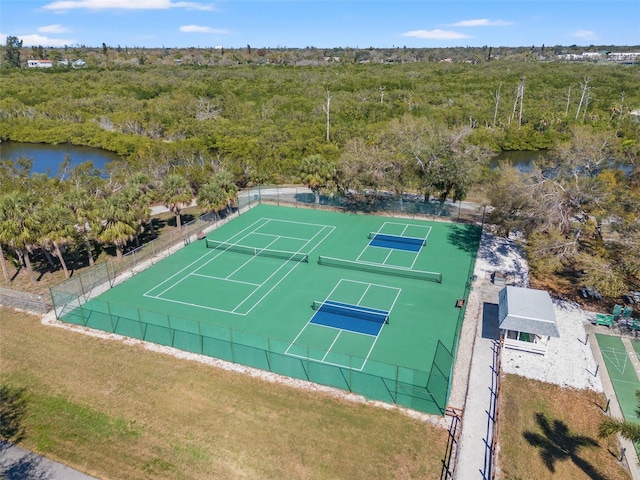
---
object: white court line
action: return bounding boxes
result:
[253,232,313,242]
[356,221,430,265]
[338,277,402,294]
[357,284,372,305]
[191,273,260,287]
[601,347,629,375]
[285,278,400,370]
[237,225,336,315]
[143,295,246,315]
[224,235,282,281]
[359,325,385,370]
[257,217,332,228]
[322,330,343,362]
[144,217,270,297]
[145,217,335,316]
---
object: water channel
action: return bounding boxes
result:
[0,142,121,175]
[1,141,549,178]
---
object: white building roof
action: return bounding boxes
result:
[498,286,560,337]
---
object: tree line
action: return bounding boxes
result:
[0,158,237,284]
[0,59,638,298]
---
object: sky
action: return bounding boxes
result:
[1,0,638,50]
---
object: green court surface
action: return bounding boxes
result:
[632,338,640,362]
[61,204,481,414]
[596,334,640,423]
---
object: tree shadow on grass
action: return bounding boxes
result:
[0,384,28,450]
[523,412,606,480]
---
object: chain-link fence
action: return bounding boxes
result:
[62,296,451,414]
[50,186,482,414]
[0,286,48,314]
[51,210,236,319]
[238,186,486,224]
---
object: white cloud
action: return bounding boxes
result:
[38,24,70,33]
[450,19,513,27]
[16,34,76,47]
[402,29,471,40]
[179,25,228,34]
[43,0,214,11]
[573,30,597,39]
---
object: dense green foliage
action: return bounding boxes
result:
[1,60,638,176]
[0,59,638,297]
[1,36,23,68]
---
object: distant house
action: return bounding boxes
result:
[72,59,87,68]
[26,59,53,68]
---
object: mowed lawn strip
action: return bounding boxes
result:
[497,374,630,480]
[0,307,447,480]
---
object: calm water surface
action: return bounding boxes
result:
[0,142,121,175]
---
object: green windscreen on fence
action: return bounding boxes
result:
[54,203,481,415]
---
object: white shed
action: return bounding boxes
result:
[498,286,559,355]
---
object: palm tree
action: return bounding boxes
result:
[598,390,640,443]
[37,202,76,278]
[96,194,137,259]
[64,188,99,267]
[128,172,157,237]
[0,192,39,284]
[119,184,153,245]
[161,174,193,229]
[211,169,238,215]
[300,154,336,205]
[197,182,227,220]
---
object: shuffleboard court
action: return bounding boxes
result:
[596,334,640,423]
[58,204,481,414]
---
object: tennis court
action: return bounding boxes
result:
[58,204,481,414]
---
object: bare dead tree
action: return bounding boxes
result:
[582,87,592,122]
[518,77,525,126]
[379,86,385,104]
[619,91,625,121]
[492,82,502,127]
[509,77,525,126]
[564,84,573,116]
[322,89,333,142]
[575,76,591,121]
[195,97,219,121]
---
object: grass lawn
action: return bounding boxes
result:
[0,307,447,480]
[497,374,631,480]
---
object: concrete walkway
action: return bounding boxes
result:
[0,443,98,480]
[452,279,502,480]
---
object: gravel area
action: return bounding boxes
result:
[474,229,603,392]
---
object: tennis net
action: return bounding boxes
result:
[368,232,426,246]
[312,300,389,324]
[317,256,442,283]
[205,239,309,263]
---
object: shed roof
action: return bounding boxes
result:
[498,286,559,337]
